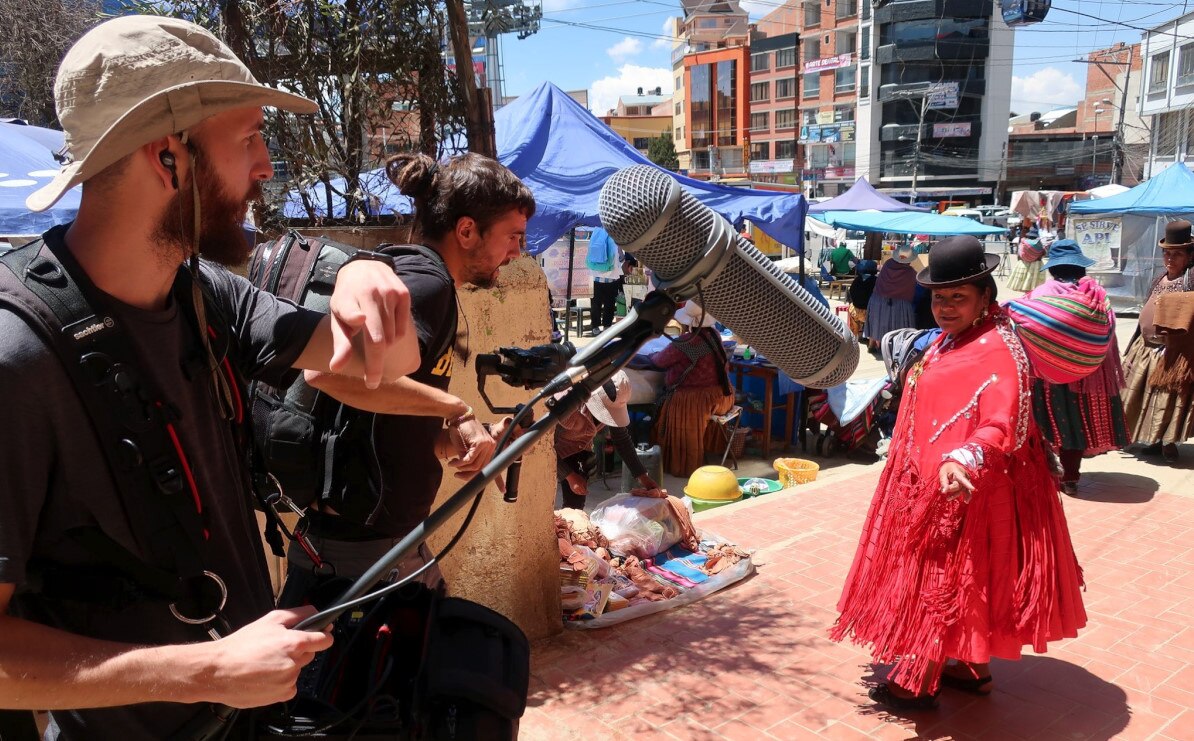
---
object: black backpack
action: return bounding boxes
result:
[246,232,453,528]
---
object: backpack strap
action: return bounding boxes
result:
[0,239,211,610]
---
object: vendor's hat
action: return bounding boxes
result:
[891,244,916,264]
[1041,239,1094,272]
[586,370,631,428]
[1159,220,1194,249]
[916,235,999,288]
[674,301,718,328]
[27,15,317,212]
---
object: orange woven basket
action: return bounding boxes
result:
[773,458,820,488]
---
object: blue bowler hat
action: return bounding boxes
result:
[1041,239,1095,271]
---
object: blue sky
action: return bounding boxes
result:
[498,0,1190,116]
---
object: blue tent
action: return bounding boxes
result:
[816,210,1005,236]
[281,166,412,220]
[0,122,79,235]
[1070,163,1194,215]
[495,82,808,255]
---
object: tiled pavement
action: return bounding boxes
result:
[522,450,1194,740]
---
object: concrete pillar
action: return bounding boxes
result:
[426,256,562,641]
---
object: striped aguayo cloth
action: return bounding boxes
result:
[1005,277,1114,385]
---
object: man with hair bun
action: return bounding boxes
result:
[282,152,537,598]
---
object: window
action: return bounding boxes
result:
[633,137,650,150]
[715,59,738,146]
[803,72,821,98]
[776,110,797,130]
[836,0,857,19]
[834,65,856,93]
[861,0,870,20]
[676,126,684,140]
[676,75,682,91]
[776,78,796,99]
[880,18,987,49]
[690,63,712,149]
[1156,110,1179,157]
[804,37,821,62]
[859,65,870,99]
[751,53,770,72]
[1186,109,1194,155]
[776,140,797,159]
[751,141,770,160]
[835,105,854,122]
[692,150,710,170]
[860,27,870,61]
[1150,51,1171,92]
[750,81,770,102]
[802,109,818,125]
[751,111,770,132]
[1179,44,1194,86]
[805,1,821,28]
[776,47,797,69]
[836,30,856,56]
[675,101,682,115]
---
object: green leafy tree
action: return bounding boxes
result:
[0,0,103,126]
[647,134,679,171]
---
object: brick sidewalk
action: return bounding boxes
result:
[522,466,1194,740]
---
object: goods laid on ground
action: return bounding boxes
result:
[556,494,753,628]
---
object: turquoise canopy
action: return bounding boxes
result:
[815,210,1006,236]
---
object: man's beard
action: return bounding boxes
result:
[153,149,262,267]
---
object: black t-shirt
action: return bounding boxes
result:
[0,226,323,739]
[366,246,458,538]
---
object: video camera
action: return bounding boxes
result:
[475,341,575,389]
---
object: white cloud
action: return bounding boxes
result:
[652,18,676,50]
[1010,67,1083,116]
[739,0,776,17]
[607,37,644,62]
[590,65,674,115]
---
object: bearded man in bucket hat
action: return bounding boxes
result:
[0,16,421,739]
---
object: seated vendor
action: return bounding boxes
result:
[555,370,660,510]
[648,302,736,477]
[824,242,858,279]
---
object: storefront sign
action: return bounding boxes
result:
[932,121,972,138]
[1070,217,1120,271]
[824,166,856,179]
[815,111,835,124]
[539,232,593,298]
[750,159,795,174]
[927,81,959,110]
[802,53,853,74]
[800,123,854,143]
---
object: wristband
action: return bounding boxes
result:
[446,405,475,428]
[340,249,397,274]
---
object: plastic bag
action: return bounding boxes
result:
[590,494,687,559]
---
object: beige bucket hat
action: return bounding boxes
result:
[28,15,317,212]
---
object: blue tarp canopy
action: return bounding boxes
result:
[0,121,79,235]
[1070,163,1194,215]
[816,210,1006,236]
[495,82,808,255]
[807,177,928,213]
[281,166,412,220]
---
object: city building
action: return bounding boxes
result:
[756,0,862,196]
[746,32,800,185]
[600,89,674,156]
[1003,41,1146,198]
[858,0,1013,204]
[1139,12,1194,179]
[669,0,751,175]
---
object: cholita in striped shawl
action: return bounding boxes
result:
[1004,277,1115,385]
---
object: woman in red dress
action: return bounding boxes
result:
[832,236,1087,709]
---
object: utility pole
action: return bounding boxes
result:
[1113,45,1133,185]
[445,0,495,157]
[910,94,928,202]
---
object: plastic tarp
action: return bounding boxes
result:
[815,209,1006,236]
[0,122,79,236]
[1071,163,1194,215]
[495,82,808,256]
[807,177,929,213]
[282,166,412,220]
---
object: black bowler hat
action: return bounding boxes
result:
[1160,220,1194,249]
[916,235,1000,288]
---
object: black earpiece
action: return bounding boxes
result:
[159,149,178,190]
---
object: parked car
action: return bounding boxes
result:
[942,207,984,222]
[973,205,1011,226]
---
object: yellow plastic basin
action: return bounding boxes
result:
[684,465,741,501]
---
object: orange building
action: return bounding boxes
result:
[684,45,751,180]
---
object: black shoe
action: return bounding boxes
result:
[1143,442,1163,456]
[1062,481,1079,496]
[868,683,939,711]
[1163,444,1179,463]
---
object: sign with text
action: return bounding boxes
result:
[927,81,959,110]
[803,53,853,73]
[539,233,594,298]
[824,166,856,179]
[1070,217,1121,271]
[932,121,972,138]
[816,110,835,124]
[750,159,795,174]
